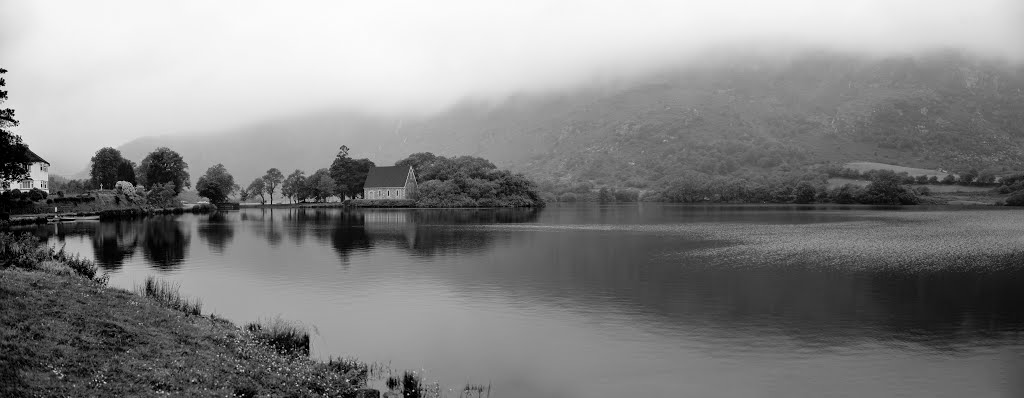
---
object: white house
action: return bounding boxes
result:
[3,147,50,193]
[363,165,417,200]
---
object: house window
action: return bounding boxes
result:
[40,164,48,172]
[387,190,391,197]
[41,181,48,190]
[20,180,32,189]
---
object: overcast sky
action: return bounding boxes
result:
[2,0,1023,173]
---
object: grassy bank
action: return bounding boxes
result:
[0,233,436,398]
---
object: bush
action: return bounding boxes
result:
[348,199,416,208]
[114,180,137,196]
[28,188,46,201]
[1006,191,1024,206]
[0,233,101,281]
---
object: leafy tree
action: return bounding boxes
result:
[138,147,190,194]
[328,146,375,199]
[238,186,251,202]
[1006,191,1024,206]
[0,67,30,185]
[90,147,130,189]
[146,182,178,207]
[858,172,919,205]
[116,158,137,185]
[308,169,336,202]
[261,168,284,205]
[395,152,438,174]
[281,169,305,203]
[195,164,236,204]
[246,178,267,204]
[793,182,817,203]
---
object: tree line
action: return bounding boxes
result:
[198,145,375,204]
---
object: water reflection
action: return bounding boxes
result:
[197,212,235,253]
[10,205,1024,397]
[91,220,142,270]
[141,216,190,270]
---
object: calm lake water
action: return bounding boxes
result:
[16,204,1024,397]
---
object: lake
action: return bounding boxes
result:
[16,204,1024,397]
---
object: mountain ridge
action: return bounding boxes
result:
[95,50,1024,189]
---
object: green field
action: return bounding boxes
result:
[827,178,992,193]
[843,162,952,179]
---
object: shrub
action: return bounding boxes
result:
[326,358,370,388]
[1006,191,1024,206]
[348,199,416,208]
[114,180,136,196]
[146,182,178,207]
[402,371,422,398]
[135,276,203,316]
[0,233,48,269]
[28,188,46,201]
[244,317,310,356]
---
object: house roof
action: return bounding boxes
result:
[24,147,48,164]
[364,165,411,188]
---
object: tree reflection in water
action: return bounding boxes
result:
[141,216,190,270]
[91,220,142,270]
[330,211,371,265]
[197,212,235,253]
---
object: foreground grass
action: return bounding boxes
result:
[0,267,365,397]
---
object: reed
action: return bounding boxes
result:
[244,316,310,356]
[135,276,202,316]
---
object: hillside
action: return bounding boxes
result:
[108,51,1024,189]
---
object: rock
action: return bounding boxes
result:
[355,389,381,398]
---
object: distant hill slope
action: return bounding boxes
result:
[111,51,1024,188]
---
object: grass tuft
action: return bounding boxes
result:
[1,233,103,282]
[135,276,202,316]
[244,316,310,356]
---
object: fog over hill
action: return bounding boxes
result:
[106,50,1024,188]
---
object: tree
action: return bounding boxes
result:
[261,168,284,205]
[307,168,335,202]
[138,147,190,194]
[116,158,137,185]
[238,186,251,202]
[246,178,267,204]
[90,147,129,189]
[195,164,236,204]
[0,68,30,185]
[793,182,817,204]
[328,146,375,199]
[281,170,305,204]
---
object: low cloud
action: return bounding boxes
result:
[2,0,1023,172]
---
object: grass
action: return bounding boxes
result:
[135,276,203,316]
[2,232,484,397]
[244,316,310,356]
[0,268,365,397]
[843,161,951,178]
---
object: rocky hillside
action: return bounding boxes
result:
[112,51,1024,188]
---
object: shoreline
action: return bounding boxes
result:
[1,204,217,227]
[0,234,427,397]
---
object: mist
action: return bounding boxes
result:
[2,0,1023,173]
